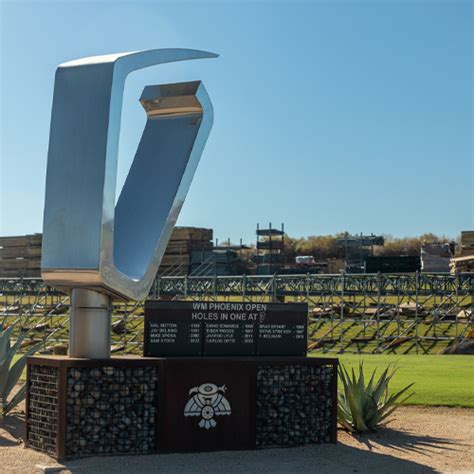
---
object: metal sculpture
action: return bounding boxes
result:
[41,49,217,358]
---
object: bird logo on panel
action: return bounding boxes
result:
[184,383,231,429]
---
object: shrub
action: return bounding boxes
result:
[0,326,41,418]
[338,363,414,433]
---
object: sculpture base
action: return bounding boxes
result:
[26,356,337,460]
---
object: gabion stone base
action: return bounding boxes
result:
[27,365,59,456]
[26,356,337,460]
[256,364,334,447]
[26,357,159,460]
[66,366,157,456]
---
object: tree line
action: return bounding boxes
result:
[282,232,455,262]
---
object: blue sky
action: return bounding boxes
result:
[0,0,472,244]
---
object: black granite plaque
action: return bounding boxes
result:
[257,309,307,356]
[204,321,256,356]
[144,301,307,357]
[145,308,203,356]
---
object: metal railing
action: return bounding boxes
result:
[1,273,473,354]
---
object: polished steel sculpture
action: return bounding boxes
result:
[42,49,217,358]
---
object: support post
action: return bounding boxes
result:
[69,289,111,358]
[415,270,419,354]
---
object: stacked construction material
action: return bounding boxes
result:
[189,248,245,276]
[450,256,474,274]
[0,234,42,278]
[421,243,452,273]
[0,229,213,279]
[450,231,474,273]
[336,233,385,274]
[459,231,474,257]
[157,227,213,276]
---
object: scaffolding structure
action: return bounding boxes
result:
[189,238,250,277]
[255,223,285,275]
[1,273,472,355]
[336,233,385,273]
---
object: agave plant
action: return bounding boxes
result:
[0,326,42,419]
[338,362,414,433]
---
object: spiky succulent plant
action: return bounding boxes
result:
[338,362,414,433]
[0,326,41,418]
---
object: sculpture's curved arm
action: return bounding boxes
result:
[42,49,217,300]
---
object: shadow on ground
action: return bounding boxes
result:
[354,426,464,455]
[63,441,443,474]
[0,413,24,446]
[2,413,464,473]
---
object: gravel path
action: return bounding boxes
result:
[1,405,473,473]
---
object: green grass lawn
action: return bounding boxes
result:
[13,353,474,407]
[311,353,474,408]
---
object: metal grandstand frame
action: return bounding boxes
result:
[1,273,472,355]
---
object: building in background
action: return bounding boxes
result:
[421,243,452,273]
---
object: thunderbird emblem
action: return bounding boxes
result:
[184,383,231,429]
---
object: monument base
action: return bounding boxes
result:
[26,356,337,460]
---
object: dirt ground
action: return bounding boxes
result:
[1,404,473,474]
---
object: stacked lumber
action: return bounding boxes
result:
[168,227,213,242]
[0,234,42,278]
[459,231,474,257]
[450,255,474,274]
[0,228,213,278]
[158,227,213,276]
[450,232,474,272]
